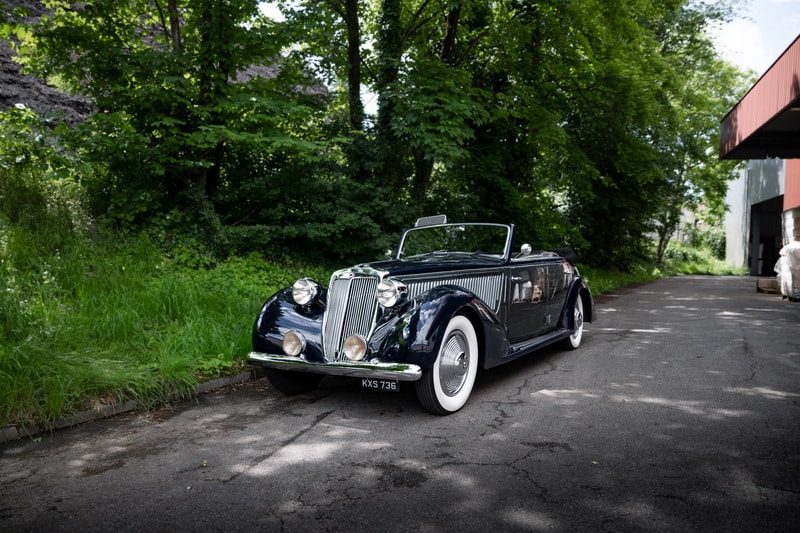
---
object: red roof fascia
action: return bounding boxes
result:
[719,35,800,159]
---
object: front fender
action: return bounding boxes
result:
[369,285,508,370]
[251,287,327,363]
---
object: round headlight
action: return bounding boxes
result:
[377,278,407,308]
[283,331,306,356]
[342,335,367,361]
[292,278,319,306]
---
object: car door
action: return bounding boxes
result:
[546,258,572,324]
[506,260,550,343]
[507,258,571,343]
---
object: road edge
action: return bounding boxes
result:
[0,370,256,445]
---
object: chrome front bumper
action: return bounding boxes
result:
[248,352,423,381]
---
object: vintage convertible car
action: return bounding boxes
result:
[249,215,596,414]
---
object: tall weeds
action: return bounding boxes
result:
[0,218,327,429]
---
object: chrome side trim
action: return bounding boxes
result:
[404,271,505,313]
[248,352,422,381]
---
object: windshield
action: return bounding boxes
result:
[398,223,511,259]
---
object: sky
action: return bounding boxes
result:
[711,0,800,76]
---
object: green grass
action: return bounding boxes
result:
[578,263,665,296]
[0,219,745,430]
[0,221,332,429]
[662,241,747,276]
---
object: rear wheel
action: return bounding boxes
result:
[264,368,323,395]
[563,296,584,350]
[416,315,478,415]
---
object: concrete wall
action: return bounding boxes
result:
[725,168,749,268]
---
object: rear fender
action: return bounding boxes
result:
[560,279,596,330]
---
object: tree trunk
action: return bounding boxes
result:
[168,0,182,51]
[376,0,406,189]
[341,0,373,183]
[440,1,461,65]
[412,149,434,218]
[344,0,363,133]
[195,2,226,198]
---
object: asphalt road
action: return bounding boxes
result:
[2,275,799,532]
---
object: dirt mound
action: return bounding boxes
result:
[1,0,92,123]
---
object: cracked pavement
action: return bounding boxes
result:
[1,276,799,532]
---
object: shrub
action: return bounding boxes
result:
[0,105,92,232]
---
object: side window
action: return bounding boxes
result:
[511,267,545,303]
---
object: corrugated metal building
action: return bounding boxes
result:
[720,35,800,275]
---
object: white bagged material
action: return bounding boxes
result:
[775,241,800,300]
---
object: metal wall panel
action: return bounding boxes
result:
[785,159,800,211]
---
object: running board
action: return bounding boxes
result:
[486,329,571,369]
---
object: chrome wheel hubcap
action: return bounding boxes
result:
[439,331,469,396]
[571,300,584,342]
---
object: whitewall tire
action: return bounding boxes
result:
[564,296,584,350]
[416,315,479,415]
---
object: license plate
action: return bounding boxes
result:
[360,378,400,392]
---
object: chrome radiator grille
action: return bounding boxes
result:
[323,275,379,361]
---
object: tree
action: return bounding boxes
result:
[651,54,746,263]
[19,0,326,225]
[9,0,750,265]
[646,2,746,264]
[273,0,371,177]
[519,0,743,267]
[277,0,745,261]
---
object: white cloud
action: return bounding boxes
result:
[712,19,766,72]
[712,0,800,75]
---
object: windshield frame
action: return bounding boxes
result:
[396,222,514,261]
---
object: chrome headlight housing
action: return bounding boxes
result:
[376,278,407,308]
[292,278,320,306]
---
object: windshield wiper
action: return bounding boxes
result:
[407,249,449,257]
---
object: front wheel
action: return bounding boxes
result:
[563,295,584,350]
[264,368,323,395]
[416,315,479,415]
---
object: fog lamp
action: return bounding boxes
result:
[342,335,368,361]
[283,330,306,356]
